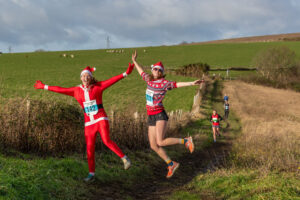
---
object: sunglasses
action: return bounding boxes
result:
[153,68,163,72]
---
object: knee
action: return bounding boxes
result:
[86,147,95,158]
[156,140,165,147]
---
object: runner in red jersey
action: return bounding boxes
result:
[34,63,134,182]
[210,110,223,142]
[132,50,204,178]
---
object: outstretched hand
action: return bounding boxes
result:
[34,80,45,89]
[132,50,137,62]
[193,79,205,85]
[126,63,135,75]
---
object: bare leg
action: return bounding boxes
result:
[212,127,216,142]
[148,125,169,161]
[216,127,220,136]
[155,120,182,146]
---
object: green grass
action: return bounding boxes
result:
[0,149,160,200]
[1,41,300,111]
[208,70,257,79]
[169,170,299,200]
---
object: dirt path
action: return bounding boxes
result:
[92,127,233,200]
[129,130,233,200]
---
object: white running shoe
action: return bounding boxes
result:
[122,156,131,170]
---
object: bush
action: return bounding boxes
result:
[175,63,210,78]
[244,46,300,91]
[0,98,189,155]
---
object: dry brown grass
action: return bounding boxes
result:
[0,97,190,155]
[224,81,300,171]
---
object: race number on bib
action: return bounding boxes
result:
[212,117,218,122]
[83,100,98,116]
[146,89,154,106]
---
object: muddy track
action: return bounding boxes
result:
[91,122,233,200]
[130,139,232,200]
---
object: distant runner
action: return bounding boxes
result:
[224,94,229,102]
[210,110,223,142]
[132,50,204,178]
[34,63,134,182]
[224,100,230,120]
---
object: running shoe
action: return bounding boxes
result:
[84,173,95,182]
[123,157,131,170]
[166,161,180,178]
[185,136,194,153]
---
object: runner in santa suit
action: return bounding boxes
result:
[132,50,204,178]
[34,63,134,182]
[210,110,223,142]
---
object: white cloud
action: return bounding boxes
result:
[0,0,299,52]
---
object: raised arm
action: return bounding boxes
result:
[176,79,204,88]
[100,63,134,90]
[132,50,144,75]
[34,80,75,97]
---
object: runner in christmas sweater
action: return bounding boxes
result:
[132,50,204,178]
[34,64,134,182]
[210,110,223,142]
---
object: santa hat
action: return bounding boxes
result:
[151,62,164,74]
[80,66,96,77]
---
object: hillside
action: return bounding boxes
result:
[190,32,300,44]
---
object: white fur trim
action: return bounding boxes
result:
[44,85,48,90]
[85,117,108,126]
[123,72,128,77]
[80,70,93,77]
[151,65,164,72]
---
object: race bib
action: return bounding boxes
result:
[83,100,98,116]
[225,105,229,109]
[212,117,218,122]
[146,89,154,106]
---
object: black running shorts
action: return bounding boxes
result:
[148,110,169,126]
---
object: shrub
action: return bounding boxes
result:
[0,98,190,155]
[175,63,210,78]
[244,46,300,91]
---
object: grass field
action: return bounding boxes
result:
[1,41,300,111]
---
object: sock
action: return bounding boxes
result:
[165,158,173,166]
[183,138,188,145]
[89,172,95,176]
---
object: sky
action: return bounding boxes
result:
[0,0,299,53]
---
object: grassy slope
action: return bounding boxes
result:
[1,41,300,109]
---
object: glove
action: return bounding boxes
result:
[34,80,45,89]
[126,63,134,75]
